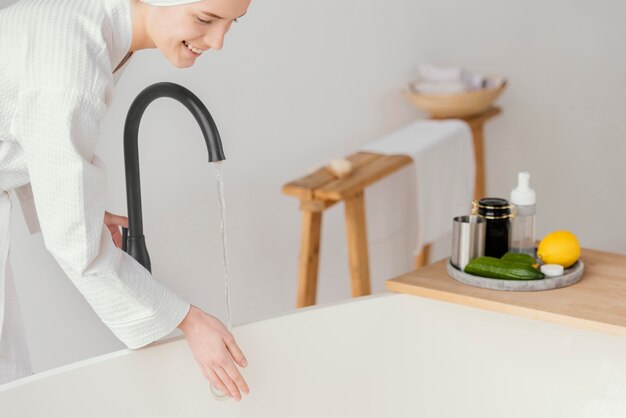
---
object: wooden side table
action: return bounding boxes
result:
[386,247,625,339]
[283,107,502,308]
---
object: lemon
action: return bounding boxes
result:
[537,230,581,268]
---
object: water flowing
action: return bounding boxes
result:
[209,161,234,401]
[214,161,232,331]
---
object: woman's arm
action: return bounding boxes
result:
[14,86,249,398]
[104,213,249,399]
[12,87,189,348]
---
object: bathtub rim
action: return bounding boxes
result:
[0,291,403,392]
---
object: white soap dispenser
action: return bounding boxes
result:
[510,171,537,256]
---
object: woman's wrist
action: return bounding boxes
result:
[177,304,199,334]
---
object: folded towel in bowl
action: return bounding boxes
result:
[361,119,475,255]
[417,63,465,83]
[412,64,499,94]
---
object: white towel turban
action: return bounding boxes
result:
[141,0,203,6]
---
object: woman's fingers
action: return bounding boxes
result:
[221,356,250,395]
[178,307,251,401]
[118,215,129,228]
[224,334,248,368]
[215,366,241,401]
[104,211,129,228]
[111,229,122,248]
[105,223,122,248]
[206,368,231,398]
[104,212,129,248]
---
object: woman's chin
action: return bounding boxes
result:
[174,60,194,68]
[170,55,195,68]
[160,48,195,68]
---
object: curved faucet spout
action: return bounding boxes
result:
[121,82,226,271]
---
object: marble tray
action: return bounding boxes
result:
[446,258,585,291]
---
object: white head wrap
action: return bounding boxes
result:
[141,0,203,6]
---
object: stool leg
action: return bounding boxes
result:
[414,244,431,269]
[297,209,322,308]
[344,190,371,297]
[471,125,486,201]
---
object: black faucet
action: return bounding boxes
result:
[120,82,226,272]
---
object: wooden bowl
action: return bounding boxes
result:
[405,79,507,118]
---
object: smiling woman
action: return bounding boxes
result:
[134,0,250,68]
[0,0,251,399]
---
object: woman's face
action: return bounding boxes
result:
[145,0,251,68]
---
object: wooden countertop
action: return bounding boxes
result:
[386,248,626,338]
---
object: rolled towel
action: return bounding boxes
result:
[461,72,488,90]
[414,63,498,93]
[417,63,464,83]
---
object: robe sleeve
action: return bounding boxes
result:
[12,87,191,349]
[14,182,41,235]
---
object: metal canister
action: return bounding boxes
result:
[451,215,486,270]
[471,198,514,258]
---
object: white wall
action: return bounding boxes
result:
[3,0,626,373]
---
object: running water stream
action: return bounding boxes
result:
[210,161,234,401]
[214,161,232,330]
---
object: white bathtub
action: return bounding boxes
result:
[2,292,626,417]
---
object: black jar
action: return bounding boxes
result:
[472,198,513,258]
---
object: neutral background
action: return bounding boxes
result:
[3,0,625,373]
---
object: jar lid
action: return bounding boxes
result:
[472,198,513,219]
[477,197,510,208]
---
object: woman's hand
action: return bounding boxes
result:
[177,305,249,400]
[104,211,128,248]
[104,212,249,397]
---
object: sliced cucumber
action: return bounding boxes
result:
[464,256,545,280]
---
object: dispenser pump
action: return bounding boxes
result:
[511,171,536,206]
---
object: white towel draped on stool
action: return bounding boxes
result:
[361,119,475,255]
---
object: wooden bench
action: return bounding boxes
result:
[283,107,502,308]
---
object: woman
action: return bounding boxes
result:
[0,0,251,401]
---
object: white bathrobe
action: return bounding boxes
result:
[0,0,191,383]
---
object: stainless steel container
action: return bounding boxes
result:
[451,215,486,270]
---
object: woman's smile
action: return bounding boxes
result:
[182,40,205,57]
[183,40,206,55]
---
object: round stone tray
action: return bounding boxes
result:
[446,259,585,291]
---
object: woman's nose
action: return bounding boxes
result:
[203,29,225,51]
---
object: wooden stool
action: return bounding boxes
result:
[283,107,502,308]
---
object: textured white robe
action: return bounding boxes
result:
[0,0,191,384]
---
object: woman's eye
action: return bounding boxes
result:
[196,17,212,24]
